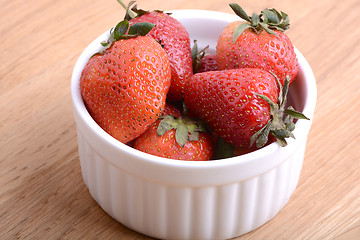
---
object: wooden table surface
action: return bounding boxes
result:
[1,0,359,239]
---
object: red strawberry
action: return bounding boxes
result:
[133,115,214,161]
[191,40,217,73]
[123,2,193,101]
[160,102,182,118]
[216,4,298,85]
[80,20,171,143]
[198,55,218,73]
[184,68,309,149]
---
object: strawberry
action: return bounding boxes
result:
[191,40,218,73]
[121,1,193,101]
[133,114,214,161]
[160,102,182,118]
[80,20,171,143]
[197,55,218,73]
[216,4,298,85]
[183,68,309,149]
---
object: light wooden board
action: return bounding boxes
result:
[1,0,359,239]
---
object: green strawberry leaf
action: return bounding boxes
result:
[272,128,295,139]
[191,40,209,73]
[157,115,208,148]
[233,23,252,43]
[254,93,278,113]
[157,115,177,136]
[281,76,291,107]
[114,20,130,40]
[191,40,199,60]
[280,12,290,29]
[188,131,199,142]
[251,13,260,26]
[131,5,151,17]
[275,137,287,147]
[286,121,296,131]
[229,3,251,22]
[213,137,235,160]
[285,108,310,120]
[229,4,290,34]
[98,19,154,54]
[259,22,277,35]
[273,9,283,20]
[175,123,189,147]
[251,73,309,148]
[250,120,272,148]
[128,22,155,36]
[261,9,280,25]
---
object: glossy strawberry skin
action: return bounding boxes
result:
[133,119,214,161]
[160,102,182,118]
[197,55,218,73]
[183,68,279,148]
[129,11,193,101]
[80,36,171,143]
[216,21,298,85]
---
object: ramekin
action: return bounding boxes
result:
[71,10,317,240]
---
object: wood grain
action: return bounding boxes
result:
[1,0,359,239]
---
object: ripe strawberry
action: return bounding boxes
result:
[160,102,182,118]
[191,40,217,73]
[123,2,193,101]
[133,114,214,161]
[197,55,218,73]
[216,4,298,85]
[80,20,171,143]
[184,68,309,149]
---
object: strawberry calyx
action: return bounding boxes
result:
[157,115,206,147]
[250,74,309,148]
[130,5,166,18]
[213,136,235,160]
[100,19,154,50]
[229,3,290,42]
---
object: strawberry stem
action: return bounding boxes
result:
[117,0,136,19]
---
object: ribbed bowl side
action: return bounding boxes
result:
[77,127,306,240]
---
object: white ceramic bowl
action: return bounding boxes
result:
[71,10,316,240]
